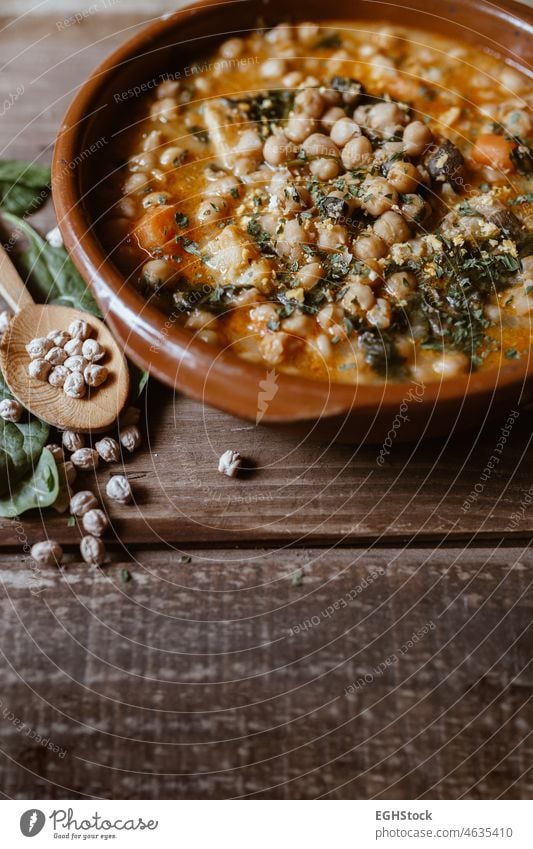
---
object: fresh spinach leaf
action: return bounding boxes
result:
[2,211,100,316]
[0,161,50,216]
[0,447,58,517]
[0,373,50,498]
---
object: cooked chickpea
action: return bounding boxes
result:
[276,217,315,259]
[197,196,228,223]
[220,37,244,59]
[402,120,433,156]
[157,80,180,100]
[341,280,376,312]
[261,57,287,78]
[186,309,217,330]
[373,210,410,245]
[386,161,419,192]
[341,136,373,169]
[142,259,176,288]
[296,261,324,290]
[317,224,349,251]
[368,101,408,131]
[432,352,469,377]
[159,146,186,167]
[330,117,361,147]
[359,177,398,216]
[367,297,392,329]
[150,97,177,122]
[285,115,319,143]
[354,233,388,261]
[142,191,170,209]
[297,22,320,44]
[503,108,532,138]
[315,332,333,360]
[123,172,150,194]
[295,88,325,118]
[205,175,241,197]
[385,271,417,301]
[317,303,346,339]
[263,133,293,166]
[321,106,346,132]
[310,157,342,180]
[302,133,340,159]
[283,71,304,88]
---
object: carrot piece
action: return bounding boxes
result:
[471,134,517,171]
[133,205,179,251]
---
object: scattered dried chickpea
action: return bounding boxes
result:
[31,540,63,567]
[70,490,98,517]
[62,430,85,453]
[80,535,106,567]
[95,436,120,463]
[82,508,108,536]
[119,425,141,453]
[0,398,23,422]
[70,447,99,470]
[218,449,243,477]
[106,474,132,504]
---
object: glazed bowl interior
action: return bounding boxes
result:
[52,0,533,440]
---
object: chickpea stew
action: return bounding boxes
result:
[96,21,533,384]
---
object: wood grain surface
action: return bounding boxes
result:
[0,9,532,800]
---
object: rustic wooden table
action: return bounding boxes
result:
[1,9,532,800]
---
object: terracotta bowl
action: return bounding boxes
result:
[52,0,533,442]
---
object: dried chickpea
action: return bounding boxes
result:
[62,430,85,452]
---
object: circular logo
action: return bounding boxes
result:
[20,810,45,837]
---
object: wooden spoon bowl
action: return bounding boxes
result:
[0,245,129,433]
[0,304,129,432]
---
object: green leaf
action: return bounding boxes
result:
[0,374,49,497]
[0,160,50,216]
[128,362,149,400]
[0,448,58,517]
[1,211,100,316]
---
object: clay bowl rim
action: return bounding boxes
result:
[52,0,533,425]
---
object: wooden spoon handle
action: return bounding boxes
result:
[0,243,34,313]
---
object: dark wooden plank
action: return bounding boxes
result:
[1,378,532,544]
[0,546,532,799]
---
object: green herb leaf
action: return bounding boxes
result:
[0,448,58,517]
[291,568,304,587]
[120,568,132,583]
[2,212,100,316]
[0,374,50,497]
[0,160,50,216]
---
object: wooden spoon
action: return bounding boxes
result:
[0,243,129,432]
